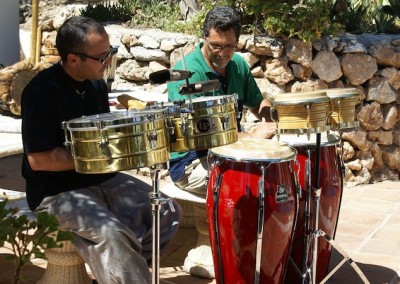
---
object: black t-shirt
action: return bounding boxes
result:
[21,62,115,210]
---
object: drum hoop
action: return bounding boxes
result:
[324,88,359,98]
[332,120,359,130]
[66,110,166,130]
[211,151,297,163]
[278,138,340,147]
[276,125,329,135]
[273,97,329,106]
[190,95,236,109]
[328,93,359,100]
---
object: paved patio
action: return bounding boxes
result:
[0,153,399,283]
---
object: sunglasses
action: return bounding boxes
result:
[72,45,118,66]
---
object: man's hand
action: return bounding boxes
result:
[250,117,276,139]
[238,117,276,139]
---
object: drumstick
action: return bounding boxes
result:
[117,94,148,110]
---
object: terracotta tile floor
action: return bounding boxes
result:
[1,153,400,283]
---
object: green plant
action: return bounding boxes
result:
[333,1,372,33]
[128,0,183,32]
[0,198,74,284]
[382,0,400,17]
[373,4,396,33]
[261,0,343,42]
[80,1,133,22]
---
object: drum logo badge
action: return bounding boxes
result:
[196,119,217,133]
[276,185,289,203]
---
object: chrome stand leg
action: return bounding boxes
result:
[150,163,175,284]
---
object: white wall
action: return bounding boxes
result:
[0,0,20,66]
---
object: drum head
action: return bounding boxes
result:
[210,138,296,162]
[190,94,236,109]
[323,88,359,99]
[274,132,340,147]
[66,109,166,130]
[273,90,328,105]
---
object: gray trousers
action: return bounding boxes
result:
[36,172,182,284]
[174,156,209,196]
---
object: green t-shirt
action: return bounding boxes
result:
[167,41,263,160]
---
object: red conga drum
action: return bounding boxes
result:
[276,133,343,283]
[206,138,298,284]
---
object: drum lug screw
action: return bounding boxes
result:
[62,121,71,149]
[221,115,230,130]
[147,133,158,149]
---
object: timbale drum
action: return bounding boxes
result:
[63,109,170,173]
[166,94,239,152]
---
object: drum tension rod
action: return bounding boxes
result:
[61,121,71,149]
[147,114,158,149]
[96,120,111,157]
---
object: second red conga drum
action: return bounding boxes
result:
[276,133,343,283]
[206,138,298,284]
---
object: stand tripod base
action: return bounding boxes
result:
[319,231,370,284]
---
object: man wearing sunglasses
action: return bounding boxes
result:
[167,6,275,196]
[21,16,181,284]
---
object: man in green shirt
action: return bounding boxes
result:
[167,6,275,195]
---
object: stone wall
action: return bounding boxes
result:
[38,18,400,186]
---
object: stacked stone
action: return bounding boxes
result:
[30,5,400,185]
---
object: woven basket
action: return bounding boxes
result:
[37,240,92,284]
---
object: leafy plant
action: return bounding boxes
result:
[0,197,74,284]
[373,4,396,33]
[128,0,184,32]
[261,0,343,42]
[80,1,133,22]
[333,1,372,33]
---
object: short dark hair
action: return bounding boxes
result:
[56,16,107,61]
[203,6,242,41]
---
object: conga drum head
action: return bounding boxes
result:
[210,138,297,162]
[64,109,170,173]
[323,88,360,130]
[272,91,330,134]
[273,90,328,105]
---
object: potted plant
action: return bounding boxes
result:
[0,197,74,284]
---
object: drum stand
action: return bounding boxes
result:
[149,162,176,284]
[293,132,370,284]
